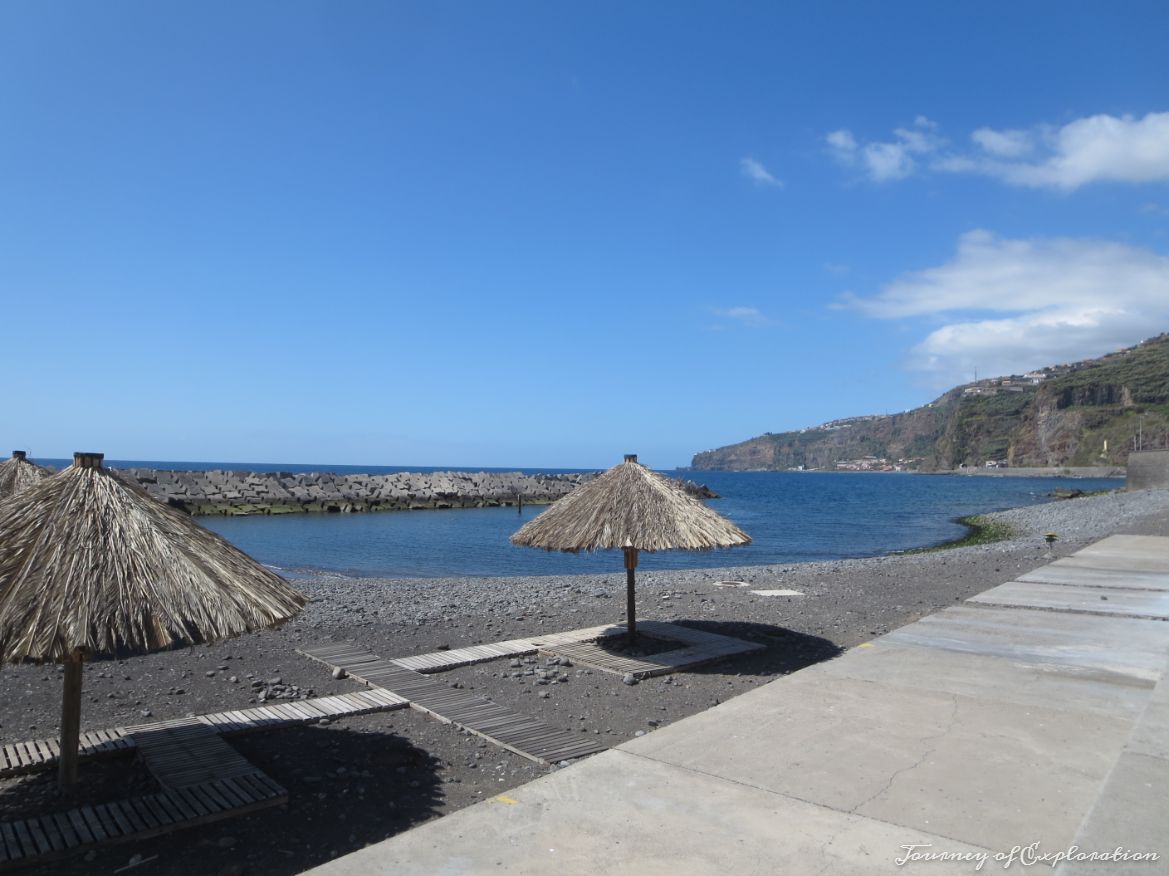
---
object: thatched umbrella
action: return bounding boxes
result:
[0,451,50,500]
[511,454,750,642]
[0,452,306,788]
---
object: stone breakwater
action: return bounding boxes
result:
[113,468,717,517]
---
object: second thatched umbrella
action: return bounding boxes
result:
[0,451,50,501]
[0,452,307,787]
[511,454,750,642]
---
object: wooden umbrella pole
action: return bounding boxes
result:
[624,546,638,643]
[58,649,84,789]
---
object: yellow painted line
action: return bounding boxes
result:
[858,642,874,648]
[495,795,519,805]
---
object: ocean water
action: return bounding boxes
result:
[117,466,1118,580]
[30,459,1121,579]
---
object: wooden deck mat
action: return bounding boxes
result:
[0,688,413,868]
[129,720,265,789]
[0,690,407,779]
[539,621,766,679]
[0,773,286,871]
[299,645,606,765]
[541,640,755,679]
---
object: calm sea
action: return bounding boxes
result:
[35,460,1120,580]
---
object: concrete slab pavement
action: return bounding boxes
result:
[968,580,1169,619]
[883,604,1169,683]
[1018,565,1169,590]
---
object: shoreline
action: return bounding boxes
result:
[3,488,1168,875]
[685,465,1126,479]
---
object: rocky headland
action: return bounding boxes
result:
[691,332,1169,472]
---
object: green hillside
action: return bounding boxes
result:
[690,333,1169,472]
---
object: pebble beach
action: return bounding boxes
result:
[2,487,1168,876]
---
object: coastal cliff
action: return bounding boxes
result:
[112,468,717,516]
[692,332,1169,472]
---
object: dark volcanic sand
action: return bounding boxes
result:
[2,490,1167,875]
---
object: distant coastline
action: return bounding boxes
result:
[941,465,1125,479]
[680,465,1125,479]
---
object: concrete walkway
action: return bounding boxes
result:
[304,535,1169,875]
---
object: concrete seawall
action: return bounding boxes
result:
[1127,450,1169,490]
[951,465,1126,478]
[112,469,716,517]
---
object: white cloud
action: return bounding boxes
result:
[740,157,783,187]
[971,127,1032,158]
[826,129,856,152]
[843,230,1169,383]
[826,117,943,182]
[711,306,772,328]
[954,112,1169,189]
[831,111,1169,190]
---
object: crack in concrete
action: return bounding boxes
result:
[849,691,961,815]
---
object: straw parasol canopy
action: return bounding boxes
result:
[511,454,750,641]
[0,452,307,787]
[0,451,50,501]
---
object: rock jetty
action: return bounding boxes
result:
[113,468,718,517]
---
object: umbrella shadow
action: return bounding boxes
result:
[0,751,158,820]
[656,619,844,677]
[4,724,446,876]
[222,723,446,874]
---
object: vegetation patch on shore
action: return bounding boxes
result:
[908,515,1017,553]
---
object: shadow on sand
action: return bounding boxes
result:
[4,724,445,876]
[672,618,844,676]
[579,618,843,678]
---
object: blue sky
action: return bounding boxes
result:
[3,2,1168,469]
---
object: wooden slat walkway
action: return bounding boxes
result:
[390,638,539,672]
[386,624,628,674]
[300,645,606,765]
[0,773,286,871]
[0,690,407,779]
[0,729,133,776]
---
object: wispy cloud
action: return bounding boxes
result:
[970,127,1032,158]
[841,230,1169,384]
[827,111,1169,190]
[826,116,943,182]
[740,157,783,187]
[710,306,772,329]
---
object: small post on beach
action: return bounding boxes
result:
[59,649,84,789]
[624,543,638,644]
